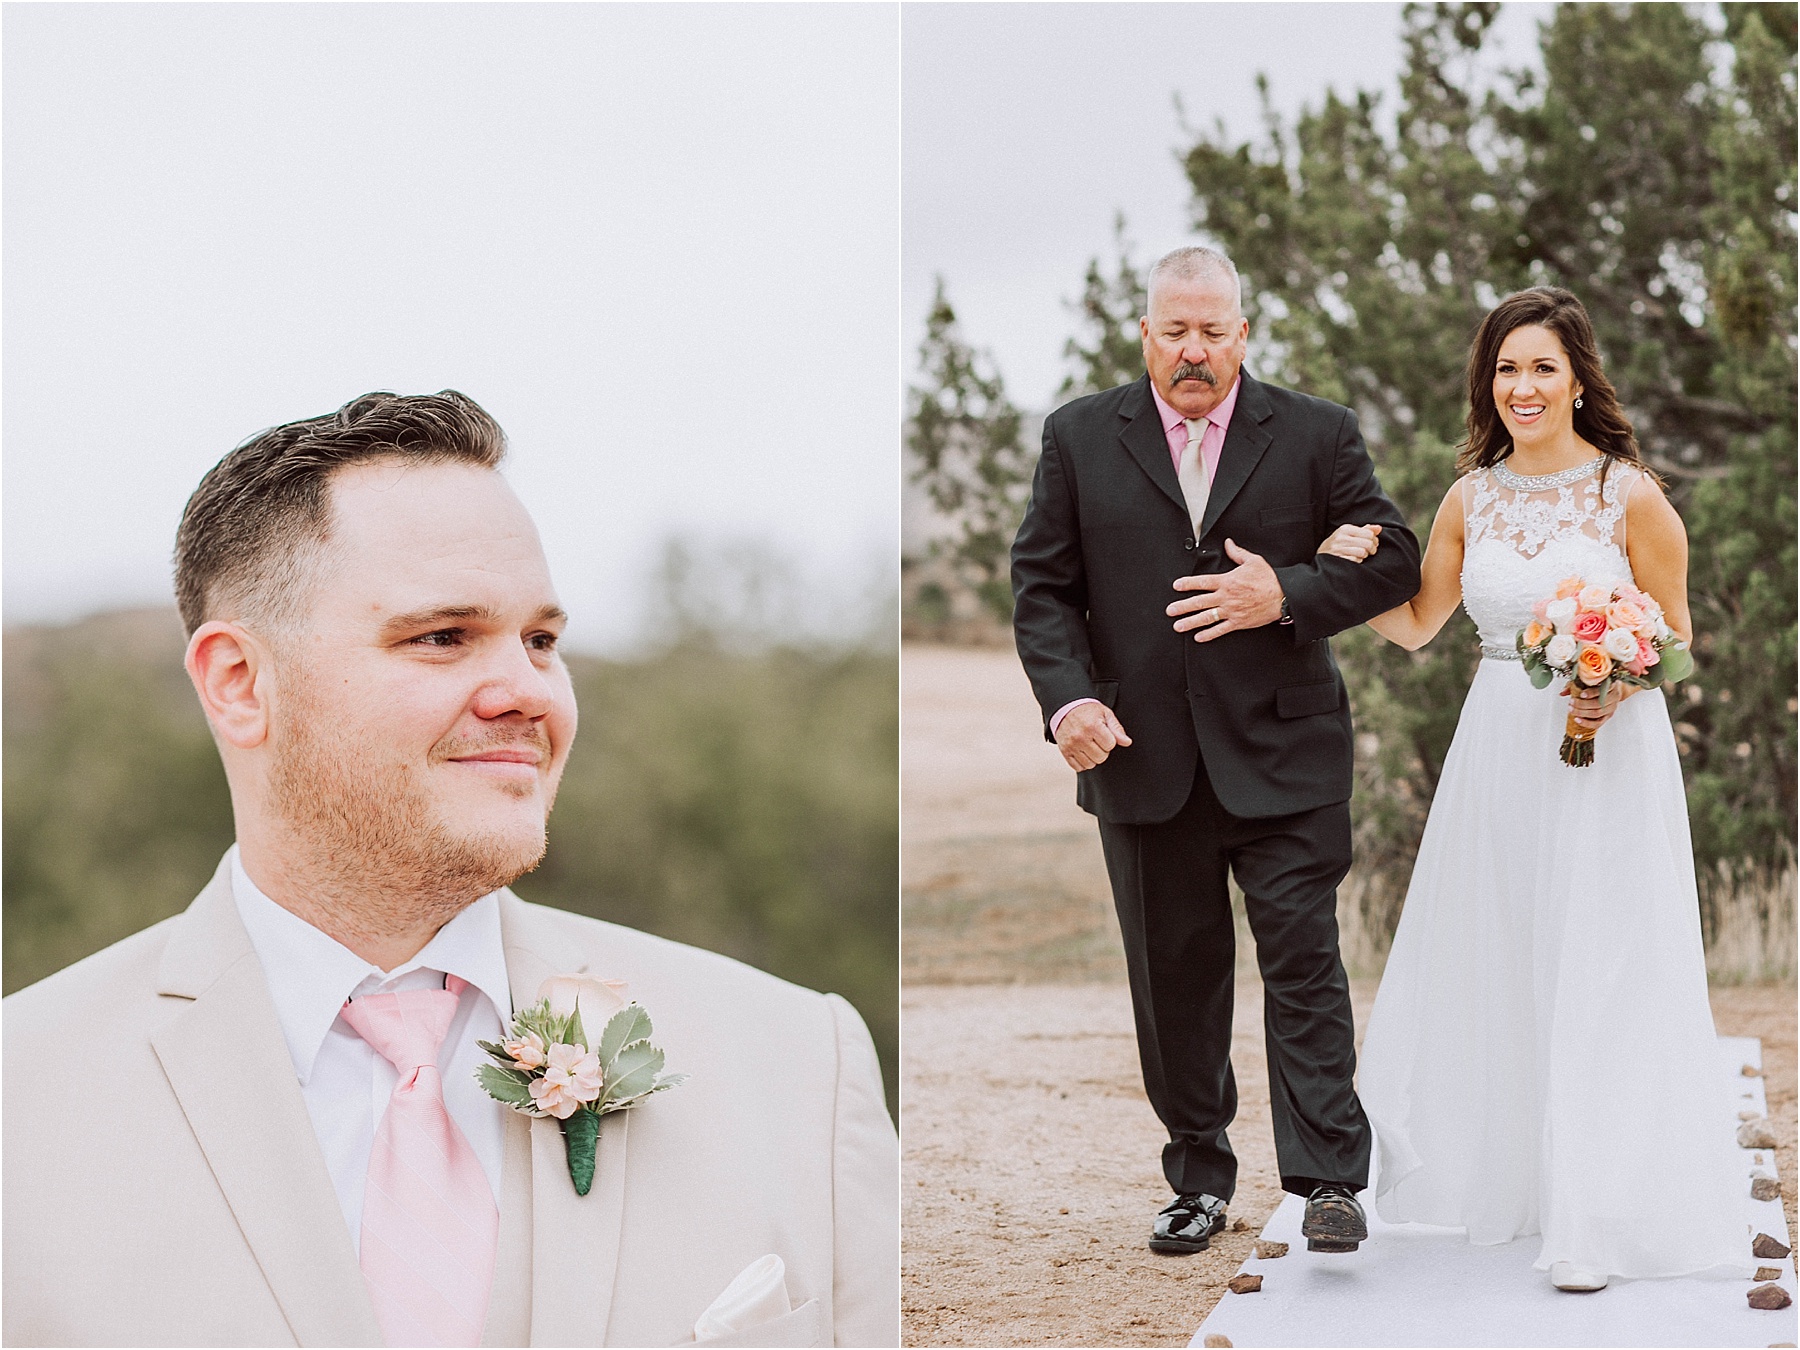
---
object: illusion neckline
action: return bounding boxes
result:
[1491,456,1605,491]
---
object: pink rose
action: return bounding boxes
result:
[1571,610,1608,643]
[1532,598,1553,622]
[1637,637,1659,668]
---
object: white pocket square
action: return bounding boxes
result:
[693,1254,792,1341]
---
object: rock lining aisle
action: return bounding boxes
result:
[1192,1037,1798,1348]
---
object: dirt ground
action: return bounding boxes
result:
[901,643,1798,1348]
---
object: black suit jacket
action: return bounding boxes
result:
[1011,371,1422,823]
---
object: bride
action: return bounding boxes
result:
[1320,286,1751,1291]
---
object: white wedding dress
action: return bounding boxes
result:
[1357,457,1751,1279]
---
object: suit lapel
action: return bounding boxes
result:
[1116,376,1188,520]
[502,895,629,1347]
[149,867,380,1347]
[1199,372,1275,541]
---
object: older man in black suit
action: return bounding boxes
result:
[1012,246,1421,1256]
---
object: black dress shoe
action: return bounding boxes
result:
[1149,1192,1228,1254]
[1301,1183,1368,1253]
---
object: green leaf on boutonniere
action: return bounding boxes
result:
[564,1003,587,1054]
[476,1039,516,1065]
[477,1064,536,1108]
[598,1005,652,1069]
[604,1042,665,1106]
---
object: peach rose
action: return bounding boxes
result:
[1578,584,1613,611]
[540,974,631,1037]
[1571,610,1609,643]
[504,1030,548,1070]
[1575,644,1614,685]
[1555,577,1584,600]
[1607,599,1645,633]
[1523,620,1552,648]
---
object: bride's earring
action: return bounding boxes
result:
[1574,396,1584,409]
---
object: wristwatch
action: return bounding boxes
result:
[1278,594,1294,626]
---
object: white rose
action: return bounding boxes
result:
[1655,615,1672,641]
[1545,634,1578,667]
[1545,597,1578,634]
[1602,626,1640,661]
[539,974,630,1032]
[1577,584,1612,611]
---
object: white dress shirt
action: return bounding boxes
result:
[229,846,512,1253]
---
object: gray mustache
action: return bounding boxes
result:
[1173,362,1218,386]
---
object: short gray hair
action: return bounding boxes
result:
[1146,246,1242,315]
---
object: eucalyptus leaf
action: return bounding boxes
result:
[1660,643,1695,683]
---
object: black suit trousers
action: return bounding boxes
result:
[1098,756,1372,1201]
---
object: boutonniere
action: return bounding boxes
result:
[476,974,686,1195]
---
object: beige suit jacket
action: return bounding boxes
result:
[3,858,898,1347]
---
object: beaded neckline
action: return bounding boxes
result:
[1491,457,1605,491]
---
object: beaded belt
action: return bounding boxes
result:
[1480,644,1521,661]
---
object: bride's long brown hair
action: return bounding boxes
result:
[1457,288,1649,487]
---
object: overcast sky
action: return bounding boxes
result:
[4,3,899,653]
[902,1,1552,413]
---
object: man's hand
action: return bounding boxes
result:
[1167,538,1285,643]
[1055,701,1133,771]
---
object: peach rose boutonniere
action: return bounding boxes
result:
[1515,574,1694,767]
[476,975,686,1195]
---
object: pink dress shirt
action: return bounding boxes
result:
[1048,375,1242,738]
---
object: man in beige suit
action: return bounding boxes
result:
[2,392,899,1348]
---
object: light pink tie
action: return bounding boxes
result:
[340,977,497,1348]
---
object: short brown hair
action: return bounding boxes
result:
[173,390,507,636]
[1458,288,1648,488]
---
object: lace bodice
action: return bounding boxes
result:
[1460,458,1641,656]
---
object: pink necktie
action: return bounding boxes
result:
[340,976,498,1348]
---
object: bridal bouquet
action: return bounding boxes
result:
[476,975,685,1195]
[1515,577,1694,767]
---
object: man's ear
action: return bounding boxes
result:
[186,620,273,750]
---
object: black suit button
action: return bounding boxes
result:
[1183,537,1196,551]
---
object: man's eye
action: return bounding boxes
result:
[527,632,559,652]
[414,629,463,648]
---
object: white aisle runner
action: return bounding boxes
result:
[1192,1037,1797,1348]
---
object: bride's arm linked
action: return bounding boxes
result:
[1317,480,1467,650]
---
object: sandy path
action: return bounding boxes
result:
[901,643,1795,1347]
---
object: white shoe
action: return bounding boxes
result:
[1549,1261,1608,1292]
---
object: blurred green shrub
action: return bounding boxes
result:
[3,607,898,1113]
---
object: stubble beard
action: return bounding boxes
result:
[266,678,553,948]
